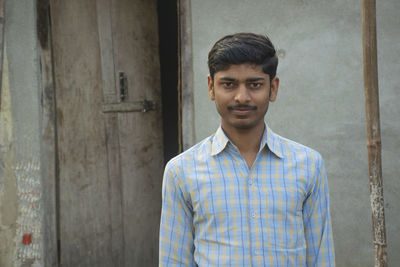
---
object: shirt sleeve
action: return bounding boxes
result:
[159,162,196,267]
[303,155,335,267]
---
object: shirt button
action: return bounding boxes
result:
[249,179,257,186]
[251,212,257,218]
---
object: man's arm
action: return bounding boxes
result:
[159,162,196,266]
[303,154,335,267]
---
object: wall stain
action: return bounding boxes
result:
[36,0,50,49]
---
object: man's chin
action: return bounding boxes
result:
[226,120,261,130]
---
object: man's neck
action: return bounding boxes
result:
[221,122,265,169]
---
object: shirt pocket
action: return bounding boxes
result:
[262,183,306,249]
[192,178,243,228]
[260,178,304,215]
[275,185,303,216]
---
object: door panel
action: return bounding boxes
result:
[109,1,163,264]
[108,0,163,264]
[51,0,113,265]
[51,0,163,265]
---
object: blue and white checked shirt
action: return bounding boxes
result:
[159,124,335,266]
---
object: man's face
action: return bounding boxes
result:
[208,64,279,133]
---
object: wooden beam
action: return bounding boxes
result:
[0,0,5,109]
[361,0,388,266]
[178,0,195,151]
[96,0,124,264]
[37,0,59,265]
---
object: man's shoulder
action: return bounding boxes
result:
[271,133,326,181]
[164,134,214,173]
[273,132,323,162]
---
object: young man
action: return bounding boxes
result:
[159,33,335,266]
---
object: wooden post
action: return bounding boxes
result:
[0,0,5,109]
[37,0,59,265]
[178,0,196,151]
[361,0,388,266]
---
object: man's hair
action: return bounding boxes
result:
[208,33,278,81]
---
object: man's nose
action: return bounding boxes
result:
[234,84,250,103]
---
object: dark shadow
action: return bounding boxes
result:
[157,0,179,164]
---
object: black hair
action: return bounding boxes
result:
[208,33,278,81]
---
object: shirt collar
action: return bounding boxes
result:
[211,123,284,158]
[261,124,284,158]
[211,126,230,156]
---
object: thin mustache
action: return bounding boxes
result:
[228,105,257,110]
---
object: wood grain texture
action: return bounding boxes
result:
[110,0,164,265]
[37,0,58,265]
[362,0,387,266]
[0,0,4,109]
[51,0,164,265]
[179,0,195,150]
[96,0,117,104]
[96,0,124,264]
[50,0,113,265]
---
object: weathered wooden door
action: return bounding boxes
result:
[50,0,164,266]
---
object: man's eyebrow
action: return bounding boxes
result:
[219,77,236,81]
[246,77,265,82]
[218,77,265,82]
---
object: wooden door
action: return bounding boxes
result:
[50,0,164,266]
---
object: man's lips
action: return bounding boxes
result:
[228,105,257,116]
[228,105,257,111]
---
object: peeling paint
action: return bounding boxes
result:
[0,47,12,183]
[12,115,44,265]
[370,180,386,245]
[0,47,19,267]
[1,46,44,267]
[2,0,46,263]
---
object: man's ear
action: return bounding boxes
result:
[269,76,279,102]
[208,75,215,101]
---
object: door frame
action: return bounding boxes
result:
[178,0,195,150]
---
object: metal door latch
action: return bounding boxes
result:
[103,99,157,113]
[141,99,155,112]
[119,72,127,101]
[103,71,156,113]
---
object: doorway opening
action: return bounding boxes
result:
[157,0,180,164]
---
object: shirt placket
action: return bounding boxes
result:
[248,154,265,266]
[233,147,264,267]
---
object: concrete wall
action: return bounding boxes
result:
[190,0,399,266]
[0,0,47,266]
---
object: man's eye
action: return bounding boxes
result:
[223,82,234,88]
[249,83,262,88]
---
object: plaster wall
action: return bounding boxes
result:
[0,0,44,266]
[190,0,400,266]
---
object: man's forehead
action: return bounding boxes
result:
[221,63,263,70]
[213,64,269,80]
[218,76,266,81]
